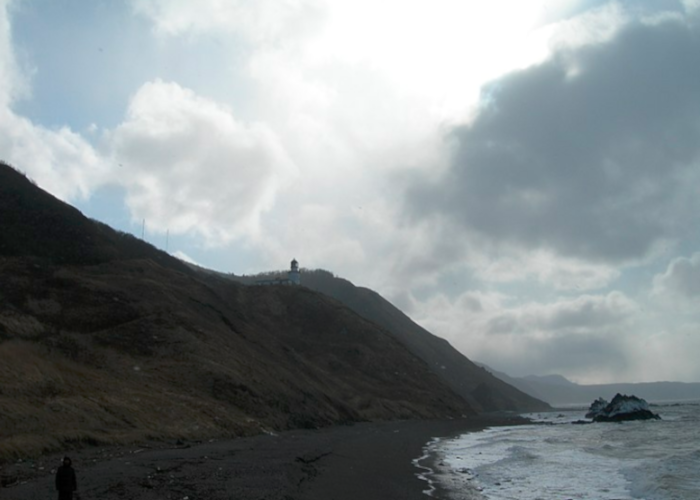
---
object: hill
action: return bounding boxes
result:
[479,364,700,406]
[0,163,192,274]
[233,269,549,413]
[0,162,474,460]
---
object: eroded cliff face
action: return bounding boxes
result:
[0,162,474,460]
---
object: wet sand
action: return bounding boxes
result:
[3,415,526,500]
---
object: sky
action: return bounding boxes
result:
[2,0,700,384]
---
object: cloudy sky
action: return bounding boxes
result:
[3,0,700,384]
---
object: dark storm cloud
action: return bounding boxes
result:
[406,14,700,263]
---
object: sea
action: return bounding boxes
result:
[419,400,700,500]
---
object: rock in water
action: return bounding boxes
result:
[587,393,661,422]
[585,397,608,419]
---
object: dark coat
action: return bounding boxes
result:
[55,464,77,492]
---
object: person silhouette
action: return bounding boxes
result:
[55,456,78,500]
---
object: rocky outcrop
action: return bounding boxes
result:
[584,397,608,419]
[586,394,661,422]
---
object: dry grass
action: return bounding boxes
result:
[0,312,46,338]
[0,231,474,466]
[0,256,473,463]
[0,337,261,462]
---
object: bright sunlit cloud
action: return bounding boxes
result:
[307,1,555,121]
[106,79,296,244]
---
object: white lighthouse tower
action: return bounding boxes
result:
[288,258,301,285]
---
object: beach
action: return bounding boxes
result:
[3,415,526,500]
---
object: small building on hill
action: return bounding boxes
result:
[288,258,301,284]
[255,259,301,286]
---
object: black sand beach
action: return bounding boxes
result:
[3,416,526,500]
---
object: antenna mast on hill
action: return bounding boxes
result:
[141,219,145,240]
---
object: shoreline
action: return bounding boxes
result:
[420,441,486,500]
[3,415,528,500]
[414,418,522,500]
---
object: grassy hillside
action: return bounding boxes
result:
[237,269,549,412]
[0,162,474,461]
[0,162,191,273]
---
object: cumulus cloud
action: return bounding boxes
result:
[546,2,628,50]
[405,13,700,265]
[653,253,700,299]
[0,0,106,200]
[107,80,296,244]
[0,110,106,199]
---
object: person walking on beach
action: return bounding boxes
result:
[55,456,78,500]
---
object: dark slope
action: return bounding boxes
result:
[0,162,474,460]
[0,162,191,274]
[236,270,549,412]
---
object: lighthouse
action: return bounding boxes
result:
[288,258,301,285]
